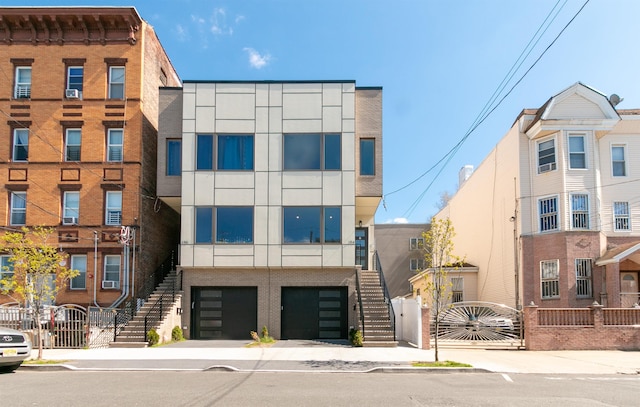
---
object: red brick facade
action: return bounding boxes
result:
[0,8,180,308]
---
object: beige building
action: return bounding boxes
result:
[157,81,384,340]
[436,83,640,309]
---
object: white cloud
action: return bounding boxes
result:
[173,24,189,42]
[384,218,409,224]
[235,15,245,24]
[210,7,233,36]
[244,47,271,69]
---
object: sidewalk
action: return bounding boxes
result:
[22,340,640,374]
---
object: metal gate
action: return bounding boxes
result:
[431,301,523,347]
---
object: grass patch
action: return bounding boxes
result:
[412,360,472,368]
[23,359,69,365]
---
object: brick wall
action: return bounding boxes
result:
[524,304,640,350]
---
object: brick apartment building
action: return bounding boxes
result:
[0,7,181,308]
[157,81,383,340]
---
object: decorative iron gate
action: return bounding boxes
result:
[431,302,523,347]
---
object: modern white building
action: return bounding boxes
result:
[157,81,383,340]
[436,83,640,309]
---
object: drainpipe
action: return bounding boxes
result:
[110,228,130,308]
[131,226,136,307]
[93,231,100,307]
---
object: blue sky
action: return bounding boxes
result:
[13,1,640,224]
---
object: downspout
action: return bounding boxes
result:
[93,231,100,307]
[131,226,136,307]
[109,228,130,308]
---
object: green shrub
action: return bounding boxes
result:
[147,329,159,346]
[261,325,269,339]
[171,326,184,342]
[349,328,363,347]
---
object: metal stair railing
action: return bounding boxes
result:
[355,268,366,337]
[373,251,395,341]
[142,269,182,342]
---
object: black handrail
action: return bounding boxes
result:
[373,251,395,341]
[354,268,366,337]
[142,269,181,342]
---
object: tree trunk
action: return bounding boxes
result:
[36,313,43,360]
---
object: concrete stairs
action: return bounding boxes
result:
[109,270,182,348]
[358,269,397,347]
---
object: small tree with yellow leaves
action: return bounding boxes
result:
[0,227,79,359]
[422,217,462,362]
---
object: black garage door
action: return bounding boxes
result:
[191,287,257,339]
[281,287,347,340]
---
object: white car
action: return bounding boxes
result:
[0,327,32,372]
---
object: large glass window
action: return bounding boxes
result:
[196,134,213,170]
[10,192,26,226]
[360,138,375,175]
[167,140,181,176]
[108,66,125,99]
[107,129,123,162]
[15,67,31,98]
[575,258,592,298]
[103,255,120,288]
[195,207,213,243]
[63,191,80,225]
[568,134,586,169]
[614,202,630,231]
[13,129,28,162]
[612,145,626,176]
[217,135,254,170]
[540,260,559,299]
[105,191,122,225]
[539,196,558,232]
[65,129,81,161]
[283,134,341,170]
[537,139,556,173]
[67,66,84,98]
[283,206,341,244]
[216,207,253,243]
[70,255,87,290]
[570,194,589,229]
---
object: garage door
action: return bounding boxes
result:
[281,287,347,340]
[191,287,257,339]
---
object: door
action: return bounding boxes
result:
[620,272,639,308]
[281,287,347,340]
[355,227,368,269]
[191,287,257,339]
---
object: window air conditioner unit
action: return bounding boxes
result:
[65,89,79,99]
[538,163,556,173]
[102,281,120,289]
[62,217,78,225]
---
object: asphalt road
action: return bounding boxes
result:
[3,370,639,406]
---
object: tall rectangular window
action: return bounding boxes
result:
[539,196,558,232]
[105,191,122,225]
[196,134,213,170]
[537,138,556,173]
[283,206,341,244]
[107,129,123,162]
[63,191,80,225]
[568,134,586,169]
[195,207,213,243]
[108,66,125,99]
[216,207,253,243]
[571,194,589,229]
[612,145,626,176]
[10,192,26,226]
[67,66,84,98]
[614,201,630,231]
[540,260,559,299]
[13,129,29,162]
[15,66,31,98]
[360,138,375,175]
[409,237,425,250]
[166,140,181,176]
[451,277,464,303]
[103,255,120,288]
[65,129,81,161]
[0,255,14,284]
[217,135,254,170]
[70,255,87,290]
[575,258,592,298]
[283,134,341,170]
